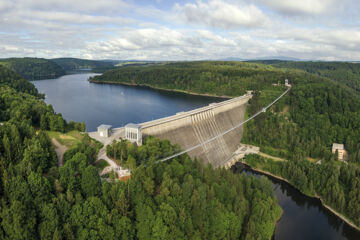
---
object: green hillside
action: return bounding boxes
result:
[0,58,65,80]
[249,60,360,93]
[0,65,39,95]
[52,58,115,72]
[90,61,288,97]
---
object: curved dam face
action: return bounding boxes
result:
[141,94,251,168]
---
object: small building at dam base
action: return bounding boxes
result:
[97,124,112,138]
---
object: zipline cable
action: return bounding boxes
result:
[154,86,291,164]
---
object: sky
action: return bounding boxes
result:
[0,0,359,61]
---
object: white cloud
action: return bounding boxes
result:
[18,10,134,25]
[0,0,13,12]
[0,0,360,61]
[85,28,242,60]
[256,0,336,15]
[174,0,271,29]
[17,0,130,14]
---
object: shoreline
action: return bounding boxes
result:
[88,79,233,99]
[242,162,360,232]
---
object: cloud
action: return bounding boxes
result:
[85,28,241,60]
[17,0,130,15]
[0,0,13,13]
[0,0,360,61]
[174,0,271,29]
[256,0,336,15]
[18,10,134,25]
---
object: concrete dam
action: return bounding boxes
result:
[140,94,252,168]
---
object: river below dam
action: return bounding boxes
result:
[33,73,360,239]
[232,165,360,240]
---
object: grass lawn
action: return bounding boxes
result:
[306,157,319,163]
[95,159,109,171]
[47,130,85,149]
[259,152,286,162]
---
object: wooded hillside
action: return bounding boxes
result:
[52,58,114,72]
[0,58,65,80]
[0,66,282,239]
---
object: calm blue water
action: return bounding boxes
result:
[33,73,360,240]
[32,73,222,131]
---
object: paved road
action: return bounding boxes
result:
[88,128,130,177]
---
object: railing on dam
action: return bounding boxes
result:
[140,93,252,129]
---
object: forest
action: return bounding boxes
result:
[0,57,117,81]
[250,60,360,93]
[0,65,283,239]
[0,58,65,80]
[89,61,288,96]
[52,58,115,72]
[240,68,360,227]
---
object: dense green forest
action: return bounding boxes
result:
[0,66,282,239]
[0,65,40,95]
[0,58,65,80]
[52,58,115,72]
[239,63,360,227]
[242,69,360,163]
[250,60,360,93]
[90,61,288,96]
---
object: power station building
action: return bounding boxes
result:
[97,124,112,138]
[125,123,142,146]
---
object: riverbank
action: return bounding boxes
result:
[88,79,233,99]
[241,162,360,232]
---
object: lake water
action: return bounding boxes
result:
[32,73,222,131]
[232,166,360,240]
[33,73,360,239]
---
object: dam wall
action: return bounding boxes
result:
[140,94,251,168]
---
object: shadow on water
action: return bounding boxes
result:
[232,163,360,240]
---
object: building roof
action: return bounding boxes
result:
[97,124,112,130]
[125,123,141,129]
[332,143,344,150]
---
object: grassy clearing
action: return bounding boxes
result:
[94,159,109,171]
[306,157,319,163]
[47,130,84,149]
[259,152,286,162]
[245,154,283,174]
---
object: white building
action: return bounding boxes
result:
[332,143,347,161]
[285,79,291,87]
[125,123,142,146]
[97,124,112,138]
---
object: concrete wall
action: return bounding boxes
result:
[141,94,251,168]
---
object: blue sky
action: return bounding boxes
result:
[0,0,359,60]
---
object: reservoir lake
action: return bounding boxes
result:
[33,73,222,132]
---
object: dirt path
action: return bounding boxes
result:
[259,152,286,162]
[51,138,67,166]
